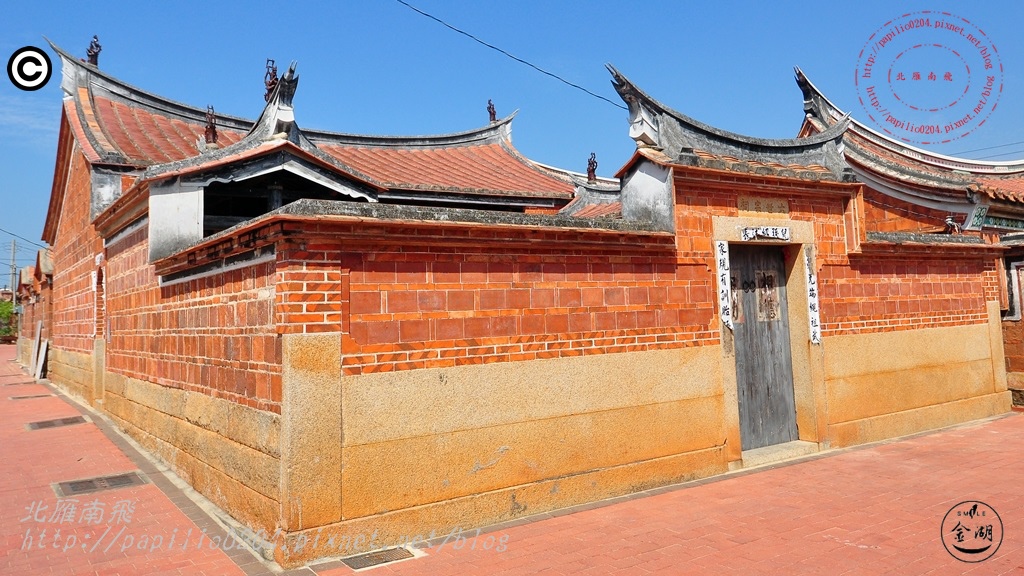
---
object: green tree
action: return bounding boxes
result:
[0,300,14,337]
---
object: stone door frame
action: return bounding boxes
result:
[712,216,827,465]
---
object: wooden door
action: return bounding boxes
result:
[729,245,798,450]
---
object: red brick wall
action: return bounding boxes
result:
[271,221,706,375]
[862,187,949,233]
[672,169,994,338]
[1004,318,1024,374]
[50,150,102,354]
[18,292,38,339]
[105,226,282,413]
[819,258,993,336]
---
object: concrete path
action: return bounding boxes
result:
[2,342,1023,575]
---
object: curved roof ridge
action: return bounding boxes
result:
[305,112,517,148]
[48,40,253,131]
[795,67,1024,174]
[608,64,847,150]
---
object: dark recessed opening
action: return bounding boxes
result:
[54,472,147,497]
[341,547,415,570]
[26,416,87,430]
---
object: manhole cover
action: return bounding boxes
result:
[341,547,415,570]
[54,472,147,497]
[26,416,87,430]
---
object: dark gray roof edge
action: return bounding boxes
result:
[47,40,254,131]
[608,64,848,151]
[795,66,1024,172]
[175,198,670,255]
[305,113,517,148]
[865,231,986,245]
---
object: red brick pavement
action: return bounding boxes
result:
[4,341,1024,575]
[0,345,261,576]
[313,415,1024,575]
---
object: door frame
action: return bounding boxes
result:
[712,216,827,464]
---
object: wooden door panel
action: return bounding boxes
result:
[730,245,798,450]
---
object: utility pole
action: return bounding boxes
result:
[8,240,14,296]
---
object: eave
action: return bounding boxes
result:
[796,67,1024,176]
[608,65,851,181]
[41,109,76,246]
[152,198,675,277]
[93,180,150,239]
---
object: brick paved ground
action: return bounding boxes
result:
[3,342,1024,575]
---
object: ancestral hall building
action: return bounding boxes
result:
[18,42,1019,566]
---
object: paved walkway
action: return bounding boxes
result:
[2,342,1023,575]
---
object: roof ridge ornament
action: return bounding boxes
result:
[204,105,218,146]
[85,35,101,67]
[276,61,298,108]
[264,59,279,102]
[487,100,497,124]
[587,153,597,183]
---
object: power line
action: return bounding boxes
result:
[950,140,1024,156]
[394,0,627,111]
[975,149,1024,161]
[0,227,45,249]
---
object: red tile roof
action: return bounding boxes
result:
[53,42,575,202]
[91,96,246,164]
[974,177,1024,204]
[317,141,573,198]
[572,202,622,218]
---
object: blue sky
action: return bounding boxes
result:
[1,1,1023,287]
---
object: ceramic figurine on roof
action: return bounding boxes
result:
[86,35,100,66]
[264,59,278,102]
[204,106,218,146]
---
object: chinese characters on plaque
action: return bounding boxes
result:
[714,241,733,331]
[737,196,789,215]
[741,226,791,242]
[805,247,821,344]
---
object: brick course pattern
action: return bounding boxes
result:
[50,149,102,356]
[672,171,996,337]
[861,188,950,233]
[269,223,707,376]
[105,226,282,413]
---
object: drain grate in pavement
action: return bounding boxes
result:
[26,416,87,430]
[341,547,415,570]
[54,472,147,497]
[10,394,53,400]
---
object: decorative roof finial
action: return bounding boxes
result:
[204,106,218,145]
[587,153,598,183]
[487,99,496,123]
[264,59,279,102]
[86,35,101,66]
[944,215,962,235]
